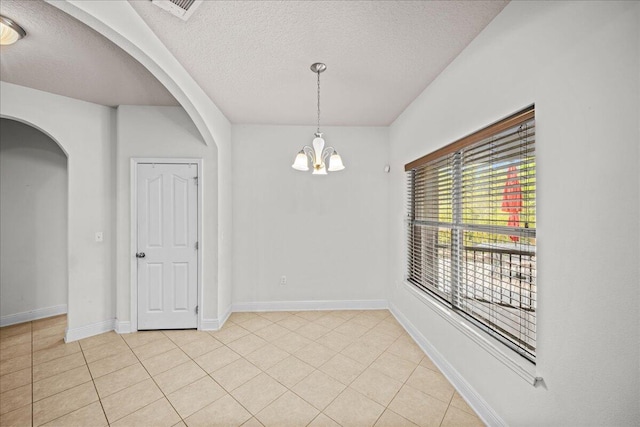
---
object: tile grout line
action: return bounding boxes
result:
[162,324,309,424]
[213,312,346,424]
[30,334,81,369]
[258,314,352,395]
[101,330,183,416]
[29,319,74,424]
[120,330,188,425]
[218,321,315,424]
[346,316,398,427]
[123,329,264,424]
[6,324,31,420]
[242,312,348,426]
[39,332,108,427]
[172,329,273,424]
[122,330,237,424]
[284,311,394,426]
[439,391,458,427]
[306,315,397,427]
[338,313,420,426]
[226,311,398,427]
[166,330,250,424]
[79,341,111,427]
[374,346,423,427]
[194,326,284,424]
[306,321,382,427]
[3,310,471,427]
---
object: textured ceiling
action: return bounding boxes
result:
[0,0,178,107]
[129,0,508,126]
[0,1,508,125]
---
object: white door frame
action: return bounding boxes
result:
[130,158,204,332]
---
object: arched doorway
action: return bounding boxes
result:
[0,118,68,328]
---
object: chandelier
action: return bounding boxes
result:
[291,63,345,175]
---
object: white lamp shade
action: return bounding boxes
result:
[328,152,345,171]
[291,151,309,171]
[312,164,327,175]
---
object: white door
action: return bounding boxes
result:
[137,163,198,329]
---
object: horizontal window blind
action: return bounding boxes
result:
[406,105,536,361]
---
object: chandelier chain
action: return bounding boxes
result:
[291,63,344,174]
[317,70,321,134]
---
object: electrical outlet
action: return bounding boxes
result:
[280,275,287,286]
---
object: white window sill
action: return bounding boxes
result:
[402,280,543,387]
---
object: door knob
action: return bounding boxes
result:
[136,252,146,258]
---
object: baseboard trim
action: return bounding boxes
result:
[401,281,538,385]
[200,318,218,331]
[200,304,232,331]
[232,299,388,313]
[389,302,506,427]
[65,319,115,343]
[0,304,68,327]
[218,304,232,329]
[115,320,131,334]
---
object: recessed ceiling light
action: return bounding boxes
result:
[0,15,26,46]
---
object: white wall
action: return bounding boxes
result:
[0,88,230,335]
[51,1,235,325]
[216,121,233,322]
[0,82,115,337]
[388,1,639,425]
[0,119,68,321]
[232,125,389,307]
[115,105,221,325]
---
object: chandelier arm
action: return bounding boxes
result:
[321,146,336,164]
[292,63,343,175]
[302,146,316,163]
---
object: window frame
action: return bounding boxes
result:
[404,105,537,363]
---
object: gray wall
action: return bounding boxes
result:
[115,105,219,326]
[0,118,68,321]
[232,125,389,307]
[1,82,116,338]
[388,1,639,425]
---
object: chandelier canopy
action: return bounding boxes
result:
[291,63,345,175]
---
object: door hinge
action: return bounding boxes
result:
[194,176,198,185]
[195,305,199,314]
[195,241,199,250]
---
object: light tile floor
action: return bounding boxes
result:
[0,310,484,426]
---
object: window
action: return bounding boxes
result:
[405,105,536,362]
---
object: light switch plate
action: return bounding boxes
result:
[95,232,103,242]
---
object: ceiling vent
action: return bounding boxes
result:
[151,0,202,21]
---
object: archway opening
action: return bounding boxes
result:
[0,118,68,331]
